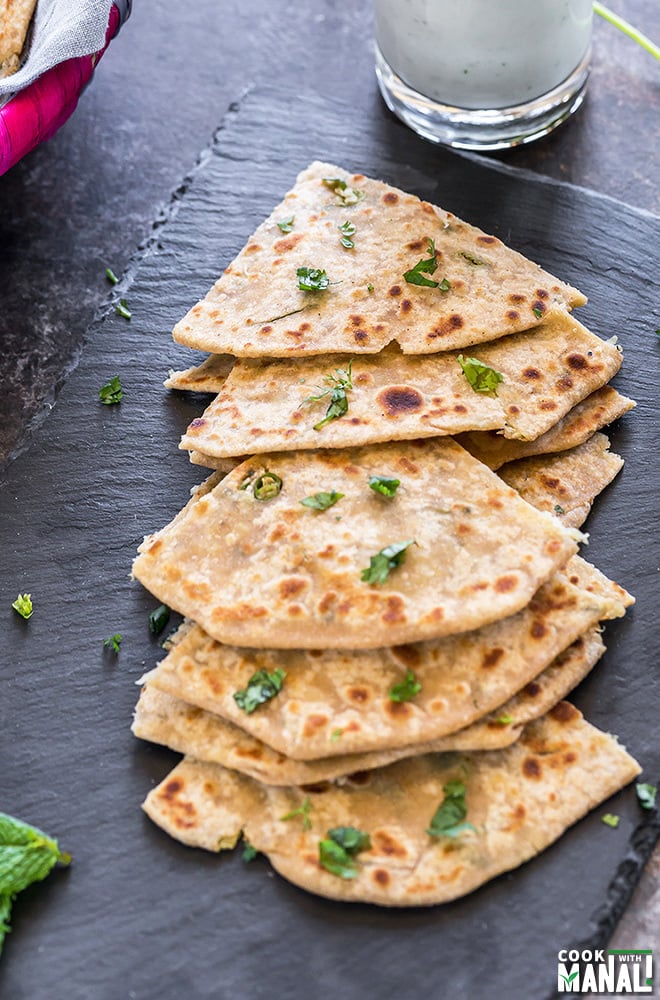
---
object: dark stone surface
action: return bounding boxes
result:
[0,86,658,1000]
[0,0,658,468]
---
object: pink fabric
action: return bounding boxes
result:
[0,4,121,177]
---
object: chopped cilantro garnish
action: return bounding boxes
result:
[636,783,657,810]
[11,594,33,620]
[601,813,620,828]
[234,668,286,714]
[338,220,356,249]
[404,237,440,287]
[361,540,414,585]
[532,306,544,320]
[457,355,503,394]
[297,267,330,292]
[242,839,258,862]
[322,177,363,205]
[277,215,295,233]
[554,504,565,515]
[149,605,170,635]
[427,780,475,838]
[368,475,400,498]
[115,298,131,320]
[105,267,119,285]
[300,491,344,511]
[280,796,313,831]
[330,728,343,742]
[253,472,283,501]
[438,277,452,291]
[99,374,123,405]
[495,712,513,725]
[304,361,353,431]
[389,669,421,703]
[103,633,122,654]
[318,826,371,879]
[0,812,71,955]
[367,283,374,293]
[459,250,485,265]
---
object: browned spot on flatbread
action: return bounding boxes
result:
[550,701,581,723]
[544,539,563,555]
[377,386,423,415]
[318,591,337,614]
[524,681,542,697]
[530,620,548,639]
[532,300,547,315]
[477,236,498,245]
[386,700,413,719]
[382,595,407,625]
[506,310,520,320]
[539,400,558,411]
[389,284,402,297]
[382,192,399,204]
[350,314,365,327]
[372,831,408,858]
[392,644,421,668]
[162,779,182,798]
[494,574,517,593]
[188,417,206,429]
[398,457,420,474]
[540,475,561,490]
[274,233,304,253]
[201,669,223,696]
[347,686,370,704]
[522,757,542,779]
[259,324,273,334]
[406,238,426,251]
[454,403,468,413]
[523,367,541,380]
[536,289,549,299]
[373,869,391,887]
[401,299,413,313]
[564,751,578,764]
[235,746,264,760]
[317,544,336,559]
[428,314,464,339]
[354,330,369,343]
[244,243,261,254]
[303,714,329,737]
[509,293,526,304]
[482,647,504,669]
[566,353,589,371]
[557,374,574,391]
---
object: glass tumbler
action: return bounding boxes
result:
[374,0,593,150]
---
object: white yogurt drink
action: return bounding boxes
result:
[374,0,593,149]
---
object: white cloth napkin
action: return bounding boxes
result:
[0,0,126,101]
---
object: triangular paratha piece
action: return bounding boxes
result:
[143,706,640,906]
[133,438,578,649]
[172,161,586,358]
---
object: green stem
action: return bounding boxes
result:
[593,2,660,61]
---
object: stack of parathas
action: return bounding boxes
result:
[132,162,639,905]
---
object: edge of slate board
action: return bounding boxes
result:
[1,85,658,1000]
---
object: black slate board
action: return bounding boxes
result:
[1,88,659,1000]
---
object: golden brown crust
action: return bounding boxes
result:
[0,0,36,77]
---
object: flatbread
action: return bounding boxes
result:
[499,433,624,528]
[133,627,604,785]
[140,559,629,760]
[132,437,579,649]
[174,316,621,462]
[0,0,35,77]
[458,385,635,470]
[143,705,640,906]
[172,161,586,358]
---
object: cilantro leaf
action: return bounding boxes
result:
[601,813,620,828]
[495,712,514,725]
[115,298,131,320]
[103,633,122,654]
[361,540,414,585]
[367,283,374,293]
[253,472,283,501]
[105,267,119,285]
[322,177,363,205]
[242,839,258,862]
[532,306,544,319]
[427,780,475,838]
[12,594,33,620]
[319,826,371,879]
[280,796,313,831]
[277,215,295,233]
[554,504,565,515]
[389,669,421,703]
[297,267,330,292]
[404,237,440,287]
[636,783,657,810]
[457,355,503,394]
[149,605,170,635]
[368,475,400,497]
[300,491,344,511]
[99,374,123,405]
[234,668,286,714]
[305,361,353,431]
[0,812,71,955]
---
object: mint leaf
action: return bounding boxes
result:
[404,238,440,287]
[234,668,286,714]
